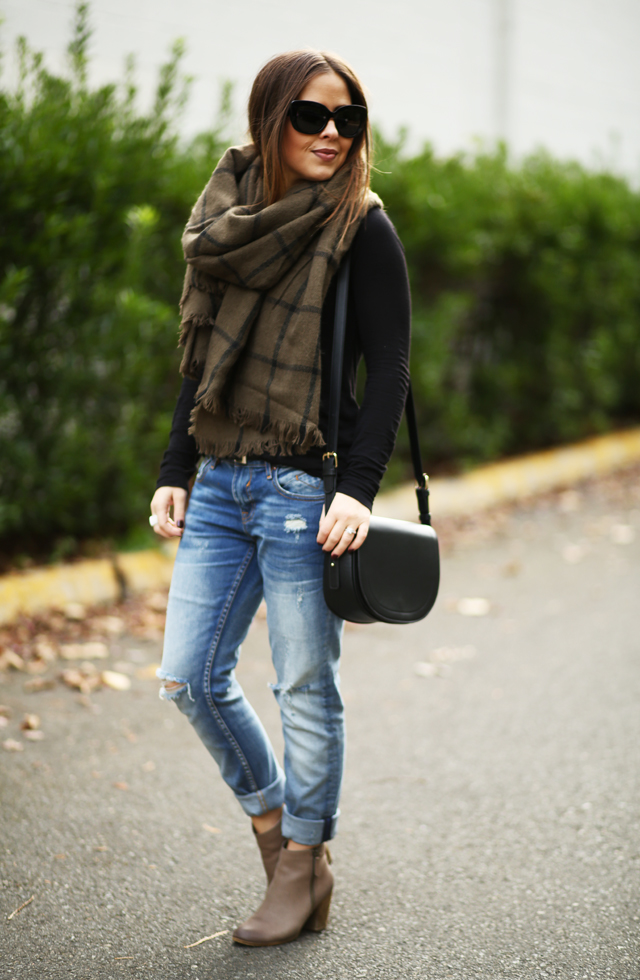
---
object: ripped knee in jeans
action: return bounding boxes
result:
[158,677,193,702]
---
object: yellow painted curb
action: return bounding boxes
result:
[0,558,120,626]
[115,546,177,593]
[1,427,639,625]
[0,542,179,627]
[373,426,640,521]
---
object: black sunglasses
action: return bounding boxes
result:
[288,100,368,139]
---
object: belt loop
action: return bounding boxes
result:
[265,461,272,480]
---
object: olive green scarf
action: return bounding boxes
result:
[179,143,380,458]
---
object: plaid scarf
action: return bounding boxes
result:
[179,143,380,458]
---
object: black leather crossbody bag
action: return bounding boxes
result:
[322,253,440,625]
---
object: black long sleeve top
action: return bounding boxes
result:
[156,207,411,511]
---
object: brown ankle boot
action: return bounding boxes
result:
[253,820,284,884]
[233,843,333,947]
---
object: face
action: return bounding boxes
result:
[281,71,354,191]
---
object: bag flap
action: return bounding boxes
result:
[356,516,440,622]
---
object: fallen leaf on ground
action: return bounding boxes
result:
[558,489,581,513]
[23,676,56,693]
[60,642,109,661]
[21,713,40,730]
[146,592,168,612]
[141,760,155,772]
[140,607,167,629]
[456,597,491,617]
[7,895,34,920]
[113,781,129,791]
[0,705,11,717]
[0,717,7,729]
[61,668,101,694]
[101,671,131,691]
[34,638,57,661]
[0,650,26,671]
[562,543,588,563]
[59,644,85,661]
[611,524,635,545]
[202,824,221,834]
[24,730,45,741]
[184,930,228,948]
[135,663,161,680]
[92,616,125,635]
[64,603,86,621]
[3,739,24,752]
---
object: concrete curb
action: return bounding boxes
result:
[373,426,640,521]
[2,426,639,625]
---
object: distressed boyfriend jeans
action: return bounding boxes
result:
[158,458,345,845]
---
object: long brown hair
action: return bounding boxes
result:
[248,50,372,235]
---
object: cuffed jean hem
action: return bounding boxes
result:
[234,772,286,818]
[282,805,340,845]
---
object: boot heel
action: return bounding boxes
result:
[304,889,332,932]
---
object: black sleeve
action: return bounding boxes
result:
[155,376,200,490]
[335,208,411,509]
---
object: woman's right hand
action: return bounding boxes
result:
[150,486,188,539]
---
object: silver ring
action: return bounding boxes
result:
[345,526,357,536]
[149,514,159,528]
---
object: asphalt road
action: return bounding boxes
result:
[1,476,639,980]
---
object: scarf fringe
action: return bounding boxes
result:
[194,397,326,456]
[190,401,326,457]
[192,432,323,459]
[178,312,216,346]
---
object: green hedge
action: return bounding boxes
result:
[2,6,640,559]
[372,136,640,474]
[0,7,227,561]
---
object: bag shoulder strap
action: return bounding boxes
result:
[322,254,432,526]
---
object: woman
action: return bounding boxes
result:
[150,49,410,946]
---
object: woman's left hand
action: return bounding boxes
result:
[317,492,371,558]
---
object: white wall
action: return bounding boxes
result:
[2,0,640,176]
[513,0,640,173]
